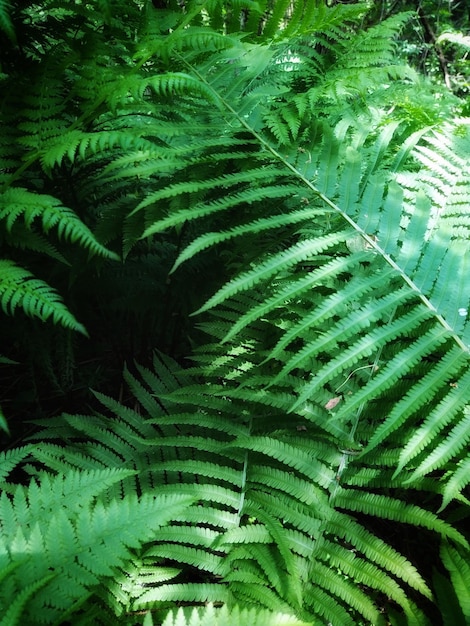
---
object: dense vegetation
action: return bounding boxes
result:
[1,0,469,624]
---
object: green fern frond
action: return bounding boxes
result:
[1,225,68,264]
[0,466,194,625]
[218,252,370,344]
[363,346,467,452]
[441,454,470,510]
[40,129,157,169]
[324,541,420,610]
[158,35,470,501]
[0,259,87,334]
[405,405,470,482]
[440,541,470,621]
[432,567,467,626]
[160,603,313,626]
[136,165,289,213]
[339,12,413,71]
[0,446,34,482]
[109,72,219,110]
[194,232,351,316]
[310,559,382,625]
[142,184,301,238]
[134,582,230,607]
[304,584,357,626]
[327,512,432,598]
[334,490,468,548]
[0,188,119,260]
[0,0,15,43]
[0,574,56,626]
[33,353,452,624]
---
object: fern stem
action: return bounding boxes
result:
[237,451,248,521]
[237,414,252,520]
[334,364,378,393]
[330,305,396,503]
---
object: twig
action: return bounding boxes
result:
[417,5,452,89]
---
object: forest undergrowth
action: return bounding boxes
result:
[0,1,470,624]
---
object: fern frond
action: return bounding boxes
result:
[0,259,87,334]
[0,466,194,625]
[303,584,356,626]
[326,512,432,597]
[171,207,331,273]
[219,252,371,344]
[0,0,14,43]
[432,567,467,626]
[440,541,470,621]
[134,582,230,607]
[194,232,350,315]
[40,129,158,170]
[142,184,301,238]
[33,354,450,624]
[441,454,470,510]
[0,188,119,260]
[339,12,413,71]
[405,405,470,481]
[160,603,313,626]
[0,574,56,626]
[335,490,468,548]
[0,446,33,483]
[160,33,470,503]
[1,225,68,264]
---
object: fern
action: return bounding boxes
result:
[0,259,87,334]
[129,26,470,505]
[0,187,118,260]
[29,353,468,625]
[438,541,470,622]
[0,460,194,625]
[1,2,470,624]
[159,603,313,626]
[0,0,14,43]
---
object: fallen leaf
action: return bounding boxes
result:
[325,396,341,410]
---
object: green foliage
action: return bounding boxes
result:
[158,603,314,626]
[440,541,470,620]
[27,353,465,624]
[1,1,470,625]
[432,542,470,626]
[0,259,87,334]
[0,451,194,625]
[0,0,14,43]
[129,19,470,509]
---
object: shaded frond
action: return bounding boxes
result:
[0,188,119,260]
[0,259,87,334]
[0,0,14,43]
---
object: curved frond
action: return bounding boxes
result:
[0,259,87,334]
[0,0,14,43]
[0,188,118,260]
[440,541,470,621]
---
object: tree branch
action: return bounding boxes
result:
[417,5,452,89]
